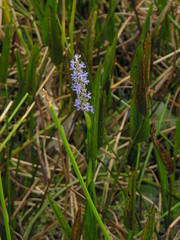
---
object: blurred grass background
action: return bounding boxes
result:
[0,0,180,239]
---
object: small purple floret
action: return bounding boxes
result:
[70,54,94,113]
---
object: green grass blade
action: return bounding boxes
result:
[98,35,117,146]
[141,204,155,240]
[0,102,35,153]
[90,61,102,163]
[84,61,102,240]
[84,8,97,66]
[69,0,77,56]
[0,23,11,84]
[152,0,172,48]
[48,6,63,66]
[0,172,11,240]
[43,90,111,240]
[174,104,180,160]
[124,171,136,231]
[71,207,81,240]
[25,44,39,95]
[0,93,29,136]
[16,51,24,86]
[130,5,153,142]
[47,194,72,240]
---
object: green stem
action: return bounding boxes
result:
[69,0,77,56]
[0,172,11,240]
[48,102,111,240]
[0,93,29,136]
[0,102,34,153]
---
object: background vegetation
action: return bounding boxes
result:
[0,0,180,239]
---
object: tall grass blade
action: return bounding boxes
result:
[84,59,101,239]
[130,5,153,142]
[0,173,11,240]
[152,132,174,175]
[0,23,11,84]
[152,0,173,48]
[124,171,136,231]
[99,35,117,145]
[47,194,72,240]
[174,106,180,160]
[43,90,111,240]
[71,207,81,240]
[141,204,155,240]
[90,61,102,165]
[48,6,63,66]
[16,51,24,86]
[25,44,39,95]
[84,8,97,66]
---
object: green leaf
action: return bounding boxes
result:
[84,8,97,66]
[130,5,153,142]
[71,207,81,240]
[141,204,155,240]
[174,104,180,160]
[16,51,24,86]
[154,148,168,212]
[152,1,172,48]
[0,23,11,84]
[90,61,102,162]
[47,7,63,66]
[124,171,136,230]
[84,112,92,148]
[98,35,117,146]
[47,194,72,240]
[25,44,39,95]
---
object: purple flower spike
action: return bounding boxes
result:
[70,54,94,113]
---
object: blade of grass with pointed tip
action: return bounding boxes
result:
[152,134,174,175]
[84,63,102,240]
[12,45,39,111]
[25,44,39,95]
[152,0,172,48]
[71,207,81,240]
[12,0,29,17]
[48,7,63,66]
[174,105,180,161]
[124,171,136,231]
[0,23,11,84]
[90,61,102,166]
[47,194,72,240]
[154,148,169,211]
[130,5,153,142]
[44,91,111,240]
[99,35,117,146]
[84,8,97,66]
[16,51,24,86]
[141,204,155,240]
[0,173,11,240]
[95,1,119,45]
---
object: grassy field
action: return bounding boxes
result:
[0,0,180,239]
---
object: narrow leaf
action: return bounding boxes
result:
[84,8,97,66]
[152,0,173,47]
[16,51,24,86]
[71,207,81,240]
[90,61,102,161]
[141,204,155,240]
[174,106,180,160]
[48,7,63,66]
[0,23,11,83]
[47,194,72,240]
[124,171,136,230]
[152,132,174,175]
[130,5,153,142]
[25,44,39,95]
